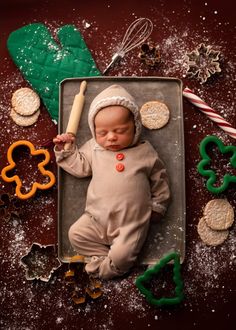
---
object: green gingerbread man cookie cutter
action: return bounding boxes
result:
[197,135,236,194]
[135,252,184,307]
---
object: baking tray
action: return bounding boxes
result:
[58,77,185,265]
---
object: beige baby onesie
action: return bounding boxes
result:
[55,138,170,279]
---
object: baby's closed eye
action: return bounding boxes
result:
[96,130,107,137]
[114,128,128,134]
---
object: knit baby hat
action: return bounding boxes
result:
[88,84,142,146]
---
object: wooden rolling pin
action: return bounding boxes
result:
[64,80,87,150]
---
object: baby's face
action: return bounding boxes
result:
[94,105,135,151]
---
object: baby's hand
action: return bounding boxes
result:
[53,133,75,151]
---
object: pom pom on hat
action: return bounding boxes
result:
[88,84,142,146]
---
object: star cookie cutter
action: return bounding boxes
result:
[186,43,221,83]
[197,135,236,194]
[135,252,184,307]
[138,42,161,67]
[1,140,56,200]
[65,255,103,304]
[20,243,61,282]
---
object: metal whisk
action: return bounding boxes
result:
[103,17,153,74]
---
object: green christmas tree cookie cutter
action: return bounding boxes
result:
[197,135,236,194]
[135,252,184,307]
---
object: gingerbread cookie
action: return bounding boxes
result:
[197,217,229,246]
[140,100,170,129]
[11,87,40,116]
[203,199,234,230]
[10,108,40,127]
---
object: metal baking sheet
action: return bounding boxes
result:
[58,77,185,265]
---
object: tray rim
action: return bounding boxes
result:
[57,76,186,264]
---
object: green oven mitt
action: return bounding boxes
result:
[7,23,101,121]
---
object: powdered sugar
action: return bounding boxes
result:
[0,2,236,329]
[186,228,236,295]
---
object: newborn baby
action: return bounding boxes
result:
[54,84,170,279]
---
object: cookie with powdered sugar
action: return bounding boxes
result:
[203,199,234,230]
[11,87,40,116]
[10,108,40,127]
[140,100,170,129]
[197,217,229,246]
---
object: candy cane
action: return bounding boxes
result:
[183,87,236,139]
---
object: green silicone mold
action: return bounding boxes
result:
[197,135,236,194]
[135,252,184,307]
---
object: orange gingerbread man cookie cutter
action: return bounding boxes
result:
[1,140,56,200]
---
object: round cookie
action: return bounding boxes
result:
[203,199,234,230]
[11,87,40,116]
[140,100,170,129]
[10,108,40,127]
[197,217,229,246]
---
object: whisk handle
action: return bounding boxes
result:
[103,52,124,74]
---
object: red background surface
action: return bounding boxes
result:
[0,0,236,329]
